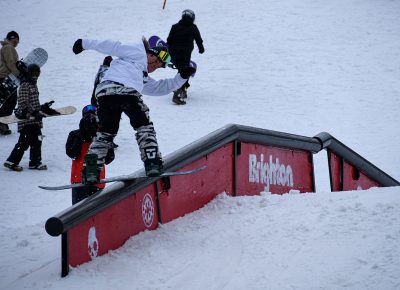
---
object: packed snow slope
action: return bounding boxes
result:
[1,0,399,289]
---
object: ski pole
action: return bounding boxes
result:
[163,0,167,9]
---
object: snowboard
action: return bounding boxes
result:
[0,48,48,107]
[38,165,207,190]
[0,106,76,124]
[149,35,197,77]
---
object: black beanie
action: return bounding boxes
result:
[6,31,19,40]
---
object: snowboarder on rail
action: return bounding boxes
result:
[72,37,195,183]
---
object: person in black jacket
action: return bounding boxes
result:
[167,9,204,105]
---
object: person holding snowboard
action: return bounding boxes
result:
[3,64,59,171]
[167,9,205,105]
[66,105,114,205]
[0,31,21,135]
[72,37,195,183]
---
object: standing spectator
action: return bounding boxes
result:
[0,31,21,135]
[3,64,59,171]
[66,105,114,204]
[167,9,204,105]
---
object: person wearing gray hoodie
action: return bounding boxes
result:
[0,31,20,135]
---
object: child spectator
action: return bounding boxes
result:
[66,105,114,204]
[167,9,204,105]
[4,64,58,171]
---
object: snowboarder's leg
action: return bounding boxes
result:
[122,93,163,176]
[83,95,121,183]
[5,126,31,168]
[27,125,46,169]
[0,90,17,135]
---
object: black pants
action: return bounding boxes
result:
[89,93,159,165]
[7,124,42,166]
[72,186,100,205]
[170,47,192,90]
[0,90,17,117]
[98,93,152,133]
[0,88,17,133]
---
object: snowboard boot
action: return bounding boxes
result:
[4,161,23,172]
[0,123,11,135]
[82,154,101,184]
[144,157,163,177]
[29,163,48,170]
[181,87,188,99]
[172,89,186,105]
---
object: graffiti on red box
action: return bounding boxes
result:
[236,143,314,195]
[249,154,294,192]
[69,187,158,266]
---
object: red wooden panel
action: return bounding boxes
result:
[236,143,314,195]
[329,151,380,191]
[329,151,341,192]
[343,161,381,190]
[159,143,234,223]
[68,185,158,267]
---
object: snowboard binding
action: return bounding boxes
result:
[82,154,101,184]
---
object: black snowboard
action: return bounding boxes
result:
[38,166,206,190]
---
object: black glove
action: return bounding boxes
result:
[178,66,196,79]
[41,101,60,115]
[14,107,29,119]
[72,39,84,54]
[198,45,205,54]
[31,110,46,121]
[16,61,28,78]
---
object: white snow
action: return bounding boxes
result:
[1,0,399,289]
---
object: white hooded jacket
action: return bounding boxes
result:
[82,39,186,96]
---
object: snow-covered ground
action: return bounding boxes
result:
[1,0,399,289]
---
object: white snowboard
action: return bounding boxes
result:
[0,106,76,124]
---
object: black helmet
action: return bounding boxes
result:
[182,9,195,22]
[27,63,41,79]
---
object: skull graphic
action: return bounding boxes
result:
[88,226,99,259]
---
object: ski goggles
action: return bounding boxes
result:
[149,48,171,67]
[157,50,171,64]
[82,105,97,114]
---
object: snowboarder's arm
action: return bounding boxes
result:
[193,25,204,53]
[82,39,138,58]
[142,74,187,96]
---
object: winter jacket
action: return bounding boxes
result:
[82,39,186,96]
[16,80,42,132]
[167,19,204,53]
[0,40,19,78]
[66,129,114,187]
